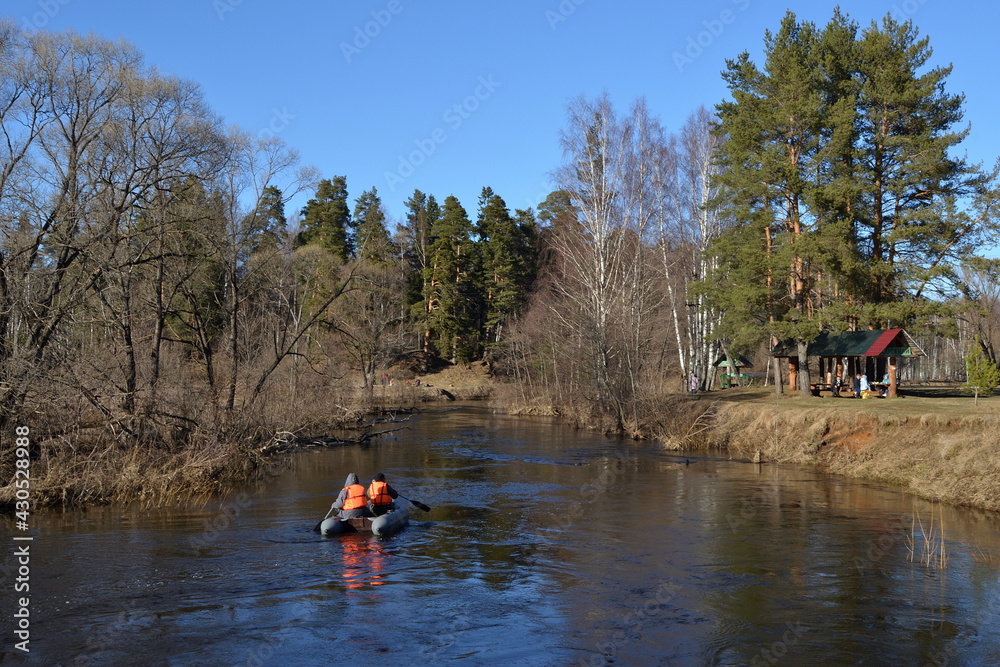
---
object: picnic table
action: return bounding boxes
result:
[810,382,834,396]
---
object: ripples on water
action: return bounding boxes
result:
[5,406,1000,665]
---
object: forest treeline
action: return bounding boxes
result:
[3,10,1000,503]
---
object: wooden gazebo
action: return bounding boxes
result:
[713,354,754,388]
[771,329,925,397]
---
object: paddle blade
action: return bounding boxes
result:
[408,499,431,512]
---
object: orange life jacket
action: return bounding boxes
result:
[368,480,392,507]
[342,484,367,510]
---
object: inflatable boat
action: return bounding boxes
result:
[320,505,409,537]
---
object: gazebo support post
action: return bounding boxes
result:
[888,356,898,398]
[788,357,798,395]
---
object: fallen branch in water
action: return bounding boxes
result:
[261,422,412,455]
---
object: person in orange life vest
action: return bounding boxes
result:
[367,472,399,516]
[332,473,370,519]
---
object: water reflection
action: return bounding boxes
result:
[339,536,389,589]
[5,406,1000,664]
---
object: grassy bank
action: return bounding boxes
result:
[695,387,1000,513]
[0,362,490,509]
[491,376,1000,513]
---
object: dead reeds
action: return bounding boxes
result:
[905,502,948,569]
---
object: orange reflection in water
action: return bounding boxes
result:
[340,537,389,589]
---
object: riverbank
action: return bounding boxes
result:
[0,360,493,509]
[685,387,1000,513]
[6,358,997,514]
[490,375,1000,514]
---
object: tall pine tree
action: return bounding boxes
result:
[425,195,479,362]
[246,185,287,254]
[853,15,973,320]
[476,187,538,345]
[353,187,395,264]
[299,176,352,261]
[712,11,832,394]
[707,9,1000,395]
[399,189,441,357]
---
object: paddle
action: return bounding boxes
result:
[398,495,431,512]
[313,507,335,532]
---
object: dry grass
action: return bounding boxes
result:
[699,388,1000,512]
[0,363,411,509]
[489,378,1000,513]
[1,430,264,509]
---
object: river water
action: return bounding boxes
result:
[4,405,1000,665]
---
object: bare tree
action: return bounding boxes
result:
[212,129,317,414]
[0,29,151,427]
[960,261,1000,366]
[653,107,729,389]
[552,94,665,430]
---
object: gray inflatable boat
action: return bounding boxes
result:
[320,505,409,537]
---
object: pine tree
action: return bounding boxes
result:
[352,187,395,264]
[246,185,286,254]
[476,187,538,345]
[706,9,997,396]
[399,189,441,356]
[963,337,1000,405]
[712,11,832,395]
[537,189,577,232]
[299,176,352,261]
[853,15,972,322]
[425,195,479,361]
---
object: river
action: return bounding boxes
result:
[4,405,1000,665]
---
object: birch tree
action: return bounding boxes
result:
[553,94,664,428]
[654,107,729,389]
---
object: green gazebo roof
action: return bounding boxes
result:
[771,329,925,359]
[713,354,753,368]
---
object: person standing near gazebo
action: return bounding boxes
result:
[689,372,698,395]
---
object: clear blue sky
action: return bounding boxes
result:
[7,0,1000,231]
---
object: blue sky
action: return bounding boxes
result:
[8,0,1000,230]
